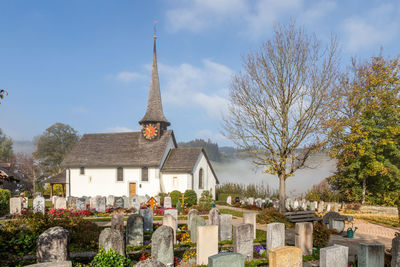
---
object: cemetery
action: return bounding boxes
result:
[0,190,398,266]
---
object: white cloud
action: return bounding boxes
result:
[114,71,145,82]
[158,59,233,117]
[342,3,400,52]
[105,126,136,133]
[301,0,336,22]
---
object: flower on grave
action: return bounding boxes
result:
[182,249,196,261]
[139,252,150,261]
[177,232,192,244]
[254,245,266,255]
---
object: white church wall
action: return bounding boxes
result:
[192,153,217,200]
[161,173,190,193]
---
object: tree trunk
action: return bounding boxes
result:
[362,177,366,204]
[279,174,286,212]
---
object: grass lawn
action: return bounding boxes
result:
[220,208,243,217]
[352,214,399,228]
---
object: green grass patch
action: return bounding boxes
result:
[245,259,268,266]
[254,229,266,243]
[220,208,243,217]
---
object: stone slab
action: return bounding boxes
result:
[196,225,218,266]
[269,246,302,267]
[320,245,348,267]
[208,252,244,267]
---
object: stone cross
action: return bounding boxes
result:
[243,212,257,239]
[189,214,206,243]
[358,243,384,267]
[162,214,177,244]
[219,214,232,241]
[99,228,125,256]
[196,225,218,265]
[164,196,172,209]
[151,225,174,266]
[320,245,349,267]
[266,223,285,256]
[295,222,313,255]
[126,214,144,246]
[10,197,22,215]
[269,246,302,267]
[33,196,45,214]
[36,226,70,263]
[139,208,153,232]
[233,223,254,262]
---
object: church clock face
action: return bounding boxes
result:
[142,124,159,140]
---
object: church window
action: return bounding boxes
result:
[80,167,85,175]
[117,167,123,181]
[173,176,178,188]
[199,168,204,189]
[141,167,148,181]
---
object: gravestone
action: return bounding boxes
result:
[295,222,313,255]
[391,236,400,267]
[99,228,125,256]
[313,201,318,210]
[326,203,331,212]
[90,197,96,209]
[189,215,206,243]
[188,209,199,231]
[329,217,346,233]
[318,201,324,213]
[268,246,302,267]
[134,259,166,267]
[310,202,316,211]
[10,197,22,215]
[68,197,77,209]
[267,223,285,256]
[33,197,45,214]
[111,210,124,232]
[26,261,72,267]
[301,201,307,210]
[36,226,70,263]
[106,195,114,207]
[51,196,58,205]
[285,199,291,211]
[96,197,106,213]
[55,197,67,209]
[209,207,220,226]
[155,196,161,206]
[151,225,174,266]
[164,208,178,229]
[293,200,299,210]
[243,212,257,239]
[164,197,172,209]
[22,197,28,209]
[208,253,245,267]
[85,197,90,207]
[131,195,140,213]
[233,223,254,261]
[320,245,349,267]
[219,214,232,241]
[358,243,384,267]
[114,197,124,209]
[76,198,86,210]
[226,196,232,205]
[126,214,144,246]
[139,208,153,232]
[196,225,218,265]
[139,195,147,204]
[334,203,339,212]
[255,198,263,208]
[306,201,310,210]
[247,197,254,205]
[162,214,177,243]
[123,196,129,209]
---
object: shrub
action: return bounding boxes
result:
[158,192,168,205]
[256,208,292,228]
[313,221,330,248]
[90,247,131,267]
[184,190,197,207]
[198,190,213,212]
[170,190,182,207]
[0,188,11,216]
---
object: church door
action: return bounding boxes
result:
[129,183,136,197]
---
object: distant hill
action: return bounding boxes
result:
[13,140,35,155]
[179,139,239,162]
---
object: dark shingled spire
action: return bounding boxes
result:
[139,36,170,127]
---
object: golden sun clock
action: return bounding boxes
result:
[142,124,159,140]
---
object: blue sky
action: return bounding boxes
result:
[1,0,399,146]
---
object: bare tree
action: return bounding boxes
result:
[223,22,340,211]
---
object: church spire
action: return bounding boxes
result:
[139,33,170,128]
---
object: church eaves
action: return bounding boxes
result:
[139,36,170,126]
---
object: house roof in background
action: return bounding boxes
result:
[62,130,176,167]
[43,170,67,184]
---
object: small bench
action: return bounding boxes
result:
[283,211,321,223]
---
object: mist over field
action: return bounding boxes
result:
[213,153,336,197]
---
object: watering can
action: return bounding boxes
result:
[346,223,358,238]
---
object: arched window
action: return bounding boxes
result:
[198,168,204,189]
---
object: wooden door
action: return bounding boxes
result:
[129,183,136,197]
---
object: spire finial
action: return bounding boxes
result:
[153,20,158,40]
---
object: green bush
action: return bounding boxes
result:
[256,208,292,228]
[158,192,168,205]
[198,190,213,211]
[184,190,197,207]
[0,188,11,216]
[313,221,331,248]
[90,247,131,267]
[170,190,182,207]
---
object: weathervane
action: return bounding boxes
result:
[154,20,158,39]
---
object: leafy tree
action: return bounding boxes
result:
[0,129,13,162]
[328,56,400,216]
[223,22,340,211]
[33,123,79,177]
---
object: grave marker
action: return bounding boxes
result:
[219,214,232,241]
[36,226,70,263]
[99,228,125,256]
[196,225,218,265]
[10,197,22,215]
[295,222,313,255]
[358,243,384,267]
[139,208,153,232]
[162,214,177,244]
[267,223,285,256]
[233,223,254,261]
[151,225,174,266]
[269,246,302,267]
[243,212,257,239]
[33,196,45,214]
[320,245,349,267]
[126,214,144,246]
[164,197,172,208]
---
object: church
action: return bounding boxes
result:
[61,36,219,199]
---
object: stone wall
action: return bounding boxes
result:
[359,205,398,216]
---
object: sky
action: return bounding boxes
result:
[1,0,400,146]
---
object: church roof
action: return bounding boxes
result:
[43,170,67,184]
[62,130,176,168]
[161,147,219,184]
[139,37,170,126]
